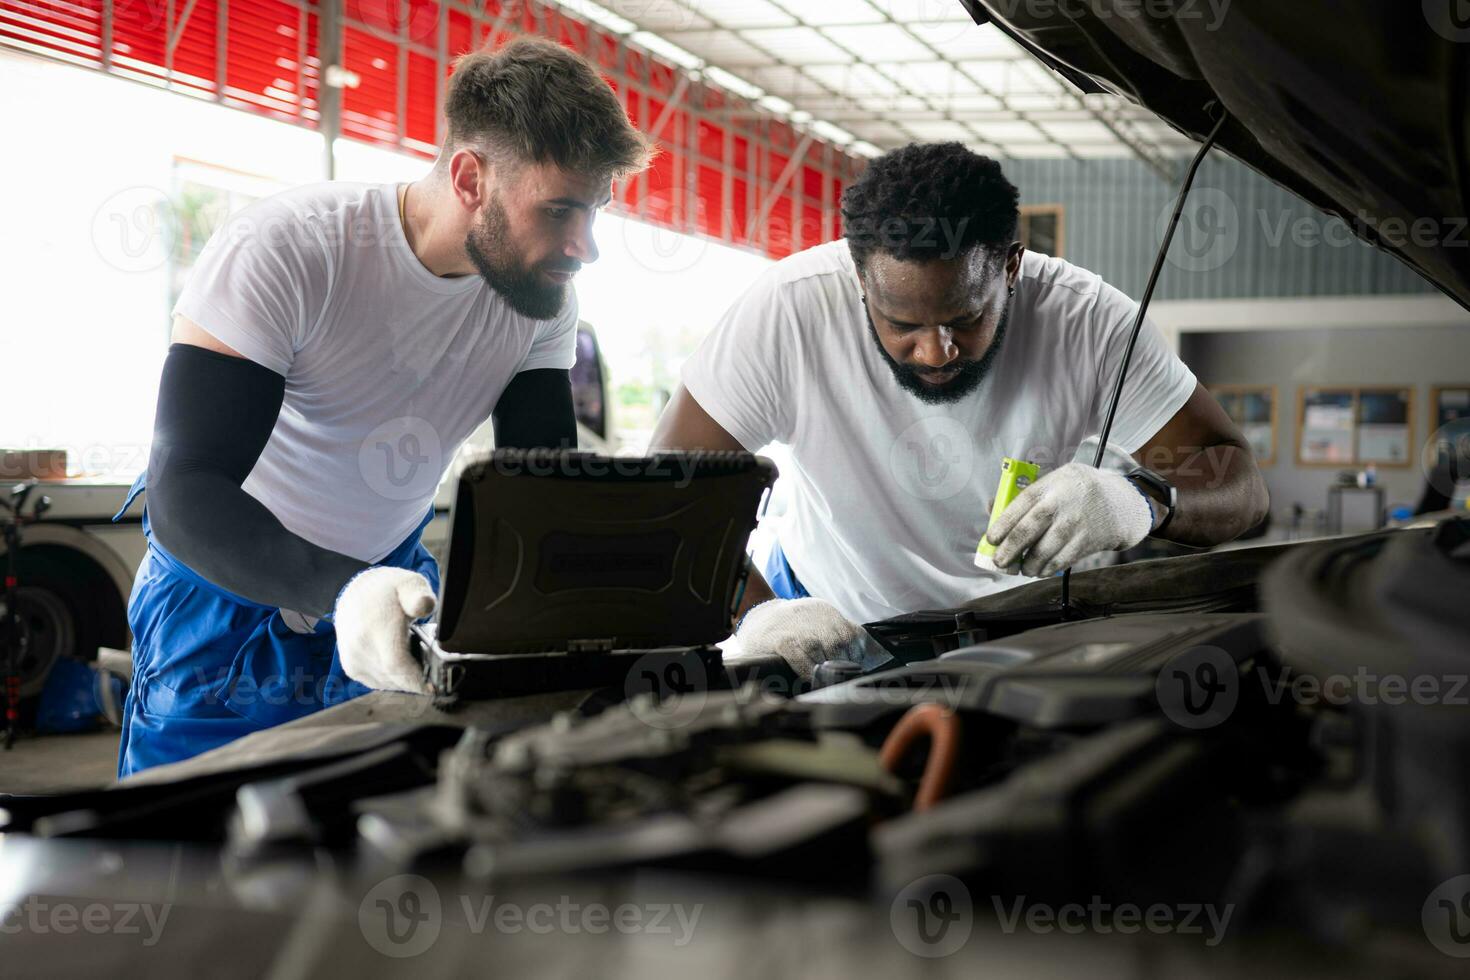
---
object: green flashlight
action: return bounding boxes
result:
[975,456,1040,568]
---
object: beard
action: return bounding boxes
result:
[464,195,572,320]
[865,298,1012,405]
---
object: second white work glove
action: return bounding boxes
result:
[334,567,437,694]
[985,462,1155,579]
[726,597,871,681]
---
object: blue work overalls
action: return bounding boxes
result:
[111,475,439,777]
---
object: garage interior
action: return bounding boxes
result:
[2,0,1468,975]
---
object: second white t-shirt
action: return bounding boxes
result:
[174,181,578,563]
[681,241,1196,624]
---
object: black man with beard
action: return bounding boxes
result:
[652,142,1266,627]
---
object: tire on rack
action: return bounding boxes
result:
[0,545,129,700]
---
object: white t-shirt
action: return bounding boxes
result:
[681,241,1196,624]
[174,181,578,562]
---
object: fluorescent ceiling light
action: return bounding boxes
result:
[810,119,854,144]
[758,94,795,115]
[703,65,765,100]
[630,31,704,70]
[553,0,634,34]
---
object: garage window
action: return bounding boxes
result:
[1020,204,1065,258]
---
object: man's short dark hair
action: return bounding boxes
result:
[842,142,1020,272]
[444,37,654,180]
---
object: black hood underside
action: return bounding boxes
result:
[960,0,1470,309]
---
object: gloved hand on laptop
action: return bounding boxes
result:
[723,597,874,681]
[985,462,1155,579]
[334,567,437,694]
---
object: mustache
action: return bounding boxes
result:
[912,364,967,378]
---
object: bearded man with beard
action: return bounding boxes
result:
[115,38,652,775]
[652,142,1266,633]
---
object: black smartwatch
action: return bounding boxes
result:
[1125,464,1177,534]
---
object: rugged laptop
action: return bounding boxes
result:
[411,449,777,700]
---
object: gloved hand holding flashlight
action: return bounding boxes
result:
[984,462,1156,579]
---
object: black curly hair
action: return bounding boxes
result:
[842,142,1020,274]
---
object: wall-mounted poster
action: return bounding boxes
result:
[1212,385,1276,465]
[1356,387,1413,466]
[1433,386,1470,430]
[1298,388,1356,465]
[1430,385,1470,472]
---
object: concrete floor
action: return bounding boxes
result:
[0,729,119,794]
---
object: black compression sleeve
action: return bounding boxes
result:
[146,343,368,617]
[492,368,578,449]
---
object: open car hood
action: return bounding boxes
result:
[959,0,1470,310]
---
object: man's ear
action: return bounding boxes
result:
[448,148,487,211]
[1005,241,1025,288]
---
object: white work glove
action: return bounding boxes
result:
[985,462,1155,579]
[725,597,868,681]
[333,567,436,694]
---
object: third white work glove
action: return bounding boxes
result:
[334,567,437,694]
[985,462,1155,579]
